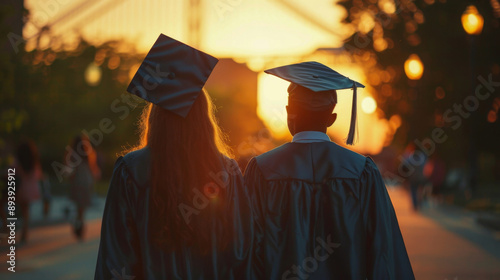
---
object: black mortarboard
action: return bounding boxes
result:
[127,34,218,118]
[264,61,365,145]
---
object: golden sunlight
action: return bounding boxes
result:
[257,72,290,138]
[25,0,397,155]
[379,0,396,14]
[333,84,388,154]
[259,62,392,154]
[358,12,375,34]
[361,96,377,114]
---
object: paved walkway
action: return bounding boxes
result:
[0,195,105,276]
[0,189,499,279]
[389,187,500,280]
[0,220,101,278]
[23,195,105,228]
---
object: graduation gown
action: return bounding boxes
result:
[244,141,414,280]
[95,148,253,280]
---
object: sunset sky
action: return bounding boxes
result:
[24,0,347,55]
[24,0,392,154]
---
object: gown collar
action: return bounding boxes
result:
[292,131,331,143]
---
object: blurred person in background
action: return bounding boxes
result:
[95,34,253,279]
[39,172,52,219]
[423,153,447,206]
[68,134,101,240]
[444,160,470,201]
[402,143,428,211]
[15,140,42,243]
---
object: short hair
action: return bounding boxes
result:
[287,102,334,127]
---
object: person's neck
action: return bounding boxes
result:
[294,128,327,135]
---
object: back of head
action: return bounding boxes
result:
[287,84,337,134]
[265,61,364,144]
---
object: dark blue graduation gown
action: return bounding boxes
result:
[94,148,253,280]
[244,141,415,280]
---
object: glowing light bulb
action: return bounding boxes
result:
[404,54,424,80]
[461,5,484,35]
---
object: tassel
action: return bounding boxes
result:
[346,81,357,145]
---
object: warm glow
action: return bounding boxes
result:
[358,12,375,34]
[24,0,348,70]
[361,96,377,114]
[128,63,141,82]
[461,5,484,35]
[373,38,388,52]
[389,114,402,129]
[435,86,446,99]
[205,0,347,58]
[404,54,424,80]
[25,0,397,155]
[258,63,392,154]
[257,72,290,138]
[379,0,396,14]
[84,63,102,86]
[487,110,497,123]
[108,55,121,70]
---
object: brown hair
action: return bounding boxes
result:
[71,134,100,179]
[133,89,232,253]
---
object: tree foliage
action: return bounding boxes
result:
[338,0,500,161]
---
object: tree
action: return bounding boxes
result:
[338,0,500,184]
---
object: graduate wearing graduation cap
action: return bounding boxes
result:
[95,34,253,280]
[244,61,415,279]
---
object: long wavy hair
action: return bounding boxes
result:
[133,89,232,253]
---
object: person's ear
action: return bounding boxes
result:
[286,106,296,136]
[326,113,337,127]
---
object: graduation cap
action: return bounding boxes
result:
[264,61,365,145]
[127,34,219,118]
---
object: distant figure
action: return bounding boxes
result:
[424,154,447,205]
[39,172,52,218]
[245,62,414,279]
[15,140,42,243]
[444,160,470,200]
[68,134,100,240]
[95,34,252,279]
[403,143,427,211]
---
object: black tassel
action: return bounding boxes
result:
[346,82,357,145]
